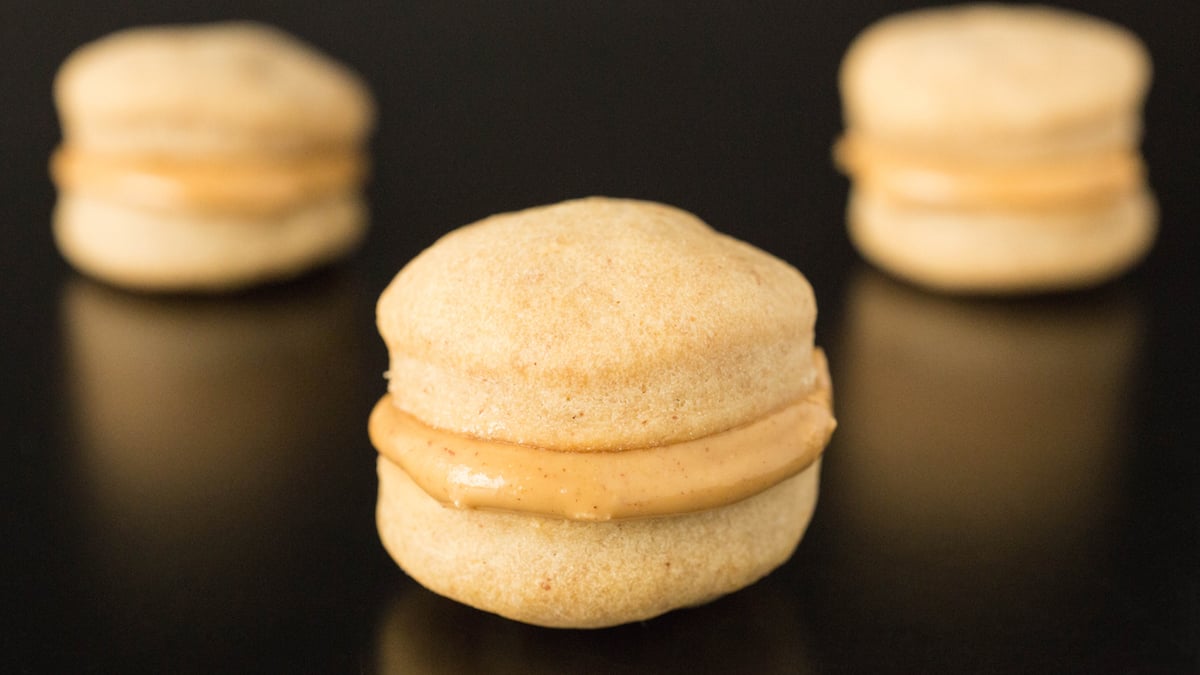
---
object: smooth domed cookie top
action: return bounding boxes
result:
[55,22,375,154]
[840,4,1150,146]
[378,197,819,451]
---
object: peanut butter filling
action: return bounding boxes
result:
[370,350,835,521]
[50,145,365,215]
[835,133,1142,210]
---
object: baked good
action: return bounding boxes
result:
[369,197,835,628]
[51,22,375,291]
[835,4,1155,293]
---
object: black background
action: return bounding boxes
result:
[3,2,1197,673]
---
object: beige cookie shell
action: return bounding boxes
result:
[840,4,1151,159]
[847,187,1157,293]
[53,192,367,292]
[55,21,375,156]
[375,454,821,629]
[378,196,820,451]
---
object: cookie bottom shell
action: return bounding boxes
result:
[53,191,366,292]
[376,454,820,629]
[847,187,1156,294]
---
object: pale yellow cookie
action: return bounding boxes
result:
[835,4,1154,293]
[376,455,822,629]
[51,22,375,291]
[53,192,366,292]
[55,21,374,157]
[370,197,835,627]
[840,4,1150,161]
[847,187,1157,293]
[378,197,820,451]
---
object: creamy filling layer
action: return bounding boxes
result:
[369,350,835,521]
[835,133,1143,210]
[51,145,365,215]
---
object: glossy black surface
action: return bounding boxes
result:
[4,2,1197,673]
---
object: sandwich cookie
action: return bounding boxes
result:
[369,197,836,628]
[835,4,1154,293]
[52,22,375,291]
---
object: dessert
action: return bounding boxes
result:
[51,22,375,291]
[369,197,835,628]
[835,4,1155,293]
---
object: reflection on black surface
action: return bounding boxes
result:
[817,268,1142,670]
[60,272,376,670]
[375,576,814,675]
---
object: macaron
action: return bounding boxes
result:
[51,21,375,291]
[369,197,836,628]
[835,4,1155,293]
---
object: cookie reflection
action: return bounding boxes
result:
[821,267,1141,654]
[376,577,814,675]
[61,272,366,641]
